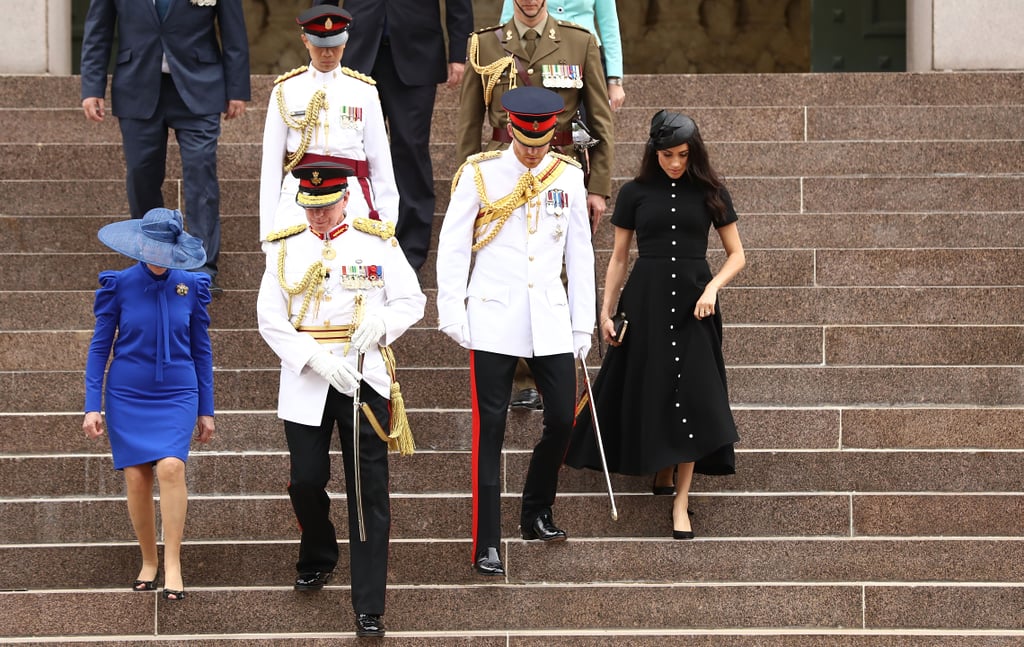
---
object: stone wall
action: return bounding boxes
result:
[242,0,810,75]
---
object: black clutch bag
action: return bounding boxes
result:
[610,312,628,343]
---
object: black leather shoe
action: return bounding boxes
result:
[294,570,332,591]
[209,281,224,296]
[521,513,567,542]
[473,546,505,576]
[355,613,385,637]
[510,388,543,410]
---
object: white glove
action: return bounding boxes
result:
[351,313,387,353]
[573,332,592,360]
[441,323,471,348]
[307,349,361,394]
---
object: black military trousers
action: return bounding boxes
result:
[469,350,576,559]
[284,383,391,615]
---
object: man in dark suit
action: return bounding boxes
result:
[330,0,474,272]
[80,0,251,291]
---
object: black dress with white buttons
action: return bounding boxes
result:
[565,171,739,476]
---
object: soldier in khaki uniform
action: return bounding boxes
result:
[456,0,614,226]
[457,0,613,411]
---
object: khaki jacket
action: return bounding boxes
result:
[456,15,614,197]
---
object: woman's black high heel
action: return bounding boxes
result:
[162,588,186,601]
[652,481,675,495]
[651,466,677,495]
[671,508,695,540]
[131,579,156,591]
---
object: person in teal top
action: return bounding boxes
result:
[500,0,625,109]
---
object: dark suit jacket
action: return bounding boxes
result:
[340,0,473,86]
[80,0,251,119]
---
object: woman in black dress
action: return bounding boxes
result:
[565,110,745,539]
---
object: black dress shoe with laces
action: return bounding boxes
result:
[521,513,568,542]
[294,570,333,591]
[510,388,543,410]
[473,546,505,575]
[355,613,385,637]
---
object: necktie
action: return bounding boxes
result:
[155,0,170,20]
[524,29,539,59]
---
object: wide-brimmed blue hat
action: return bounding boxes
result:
[98,208,207,270]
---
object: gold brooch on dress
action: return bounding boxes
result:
[176,283,189,296]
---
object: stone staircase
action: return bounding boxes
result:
[2,72,1023,644]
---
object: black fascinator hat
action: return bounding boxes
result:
[648,110,696,149]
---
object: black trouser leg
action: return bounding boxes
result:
[520,353,576,523]
[468,350,516,560]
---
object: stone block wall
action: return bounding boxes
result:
[242,0,810,75]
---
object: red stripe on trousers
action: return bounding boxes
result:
[469,350,481,562]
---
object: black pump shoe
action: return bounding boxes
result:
[131,579,157,591]
[652,482,675,496]
[652,465,677,495]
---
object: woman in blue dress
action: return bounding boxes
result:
[83,208,215,601]
[565,111,745,539]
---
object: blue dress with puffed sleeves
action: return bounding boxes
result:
[84,262,214,470]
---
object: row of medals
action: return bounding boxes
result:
[542,65,584,89]
[542,188,567,241]
[321,239,385,291]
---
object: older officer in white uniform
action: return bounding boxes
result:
[436,86,595,576]
[258,4,399,243]
[257,161,424,638]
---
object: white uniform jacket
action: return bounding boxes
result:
[436,149,595,357]
[258,65,400,242]
[257,220,425,427]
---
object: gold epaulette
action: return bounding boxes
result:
[274,65,307,84]
[353,217,396,240]
[550,152,582,168]
[473,24,502,34]
[341,66,376,85]
[451,150,503,194]
[556,20,593,34]
[467,150,503,165]
[265,223,307,242]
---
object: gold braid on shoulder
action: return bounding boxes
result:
[276,240,328,329]
[265,223,308,243]
[468,32,516,108]
[276,84,328,173]
[341,66,376,85]
[353,217,396,240]
[470,163,545,251]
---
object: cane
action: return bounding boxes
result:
[579,354,618,521]
[352,352,367,542]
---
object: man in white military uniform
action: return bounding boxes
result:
[436,87,595,576]
[258,4,399,243]
[257,161,424,638]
